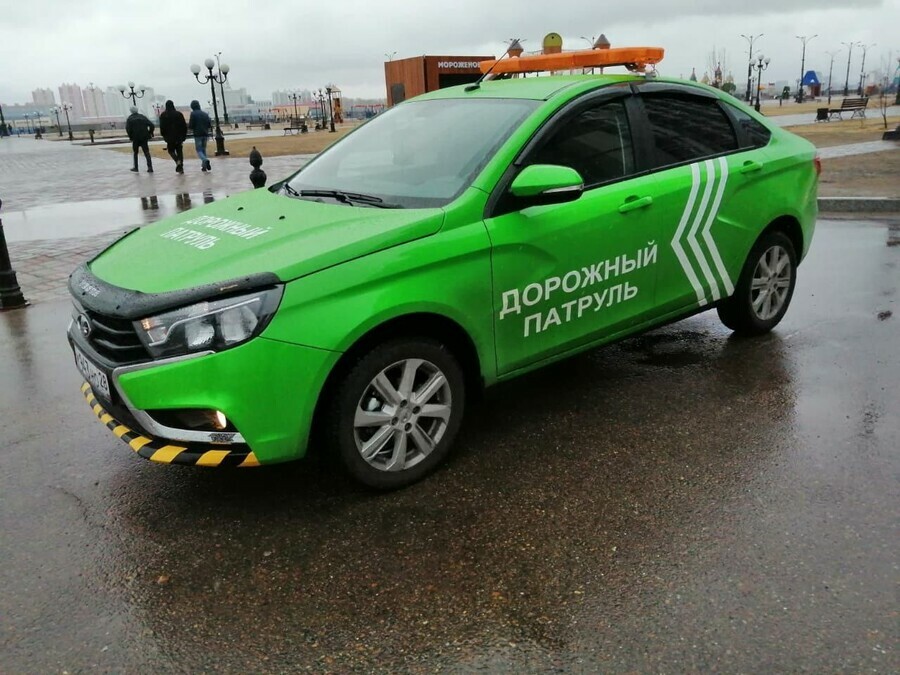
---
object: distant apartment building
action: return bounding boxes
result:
[271,89,312,105]
[58,83,86,119]
[32,88,56,106]
[82,85,108,117]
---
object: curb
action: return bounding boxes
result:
[818,197,900,213]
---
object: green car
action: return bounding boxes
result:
[69,74,818,488]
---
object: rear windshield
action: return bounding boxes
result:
[286,98,539,208]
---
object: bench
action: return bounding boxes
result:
[283,119,308,135]
[827,97,869,120]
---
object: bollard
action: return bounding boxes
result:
[0,198,27,310]
[249,146,267,189]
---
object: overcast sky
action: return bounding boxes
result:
[1,0,897,105]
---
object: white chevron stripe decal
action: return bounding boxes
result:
[702,156,735,295]
[672,158,734,307]
[672,163,706,305]
[687,160,722,302]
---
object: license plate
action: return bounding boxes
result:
[74,345,111,401]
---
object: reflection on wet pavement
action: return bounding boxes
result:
[2,191,223,242]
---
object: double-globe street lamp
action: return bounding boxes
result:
[191,58,230,156]
[751,54,771,113]
[59,103,74,141]
[118,81,146,107]
[795,34,817,103]
[50,106,63,136]
[741,33,764,102]
[314,89,326,129]
[288,91,301,123]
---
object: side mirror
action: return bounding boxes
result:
[509,164,584,207]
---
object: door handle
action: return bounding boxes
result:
[740,160,763,174]
[618,195,653,214]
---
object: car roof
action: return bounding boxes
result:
[415,74,642,101]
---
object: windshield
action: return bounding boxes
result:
[286,98,539,208]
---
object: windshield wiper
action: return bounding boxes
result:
[298,189,402,209]
[281,183,301,197]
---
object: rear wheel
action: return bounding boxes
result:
[717,230,797,335]
[326,338,465,489]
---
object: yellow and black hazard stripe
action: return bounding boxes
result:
[81,382,260,468]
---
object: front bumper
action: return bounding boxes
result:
[82,382,260,467]
[71,327,340,464]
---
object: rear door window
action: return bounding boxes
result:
[641,94,738,168]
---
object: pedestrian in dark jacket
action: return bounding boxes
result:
[158,100,187,174]
[125,106,155,173]
[187,100,213,172]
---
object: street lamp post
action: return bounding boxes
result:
[117,81,146,107]
[0,197,27,310]
[314,89,325,129]
[795,34,817,103]
[741,33,764,102]
[214,52,231,124]
[289,92,300,122]
[191,58,230,156]
[842,41,859,97]
[825,50,841,104]
[87,82,101,117]
[857,43,876,96]
[325,85,336,133]
[50,107,63,136]
[23,114,31,135]
[61,103,74,141]
[751,54,771,113]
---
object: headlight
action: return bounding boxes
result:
[134,287,283,358]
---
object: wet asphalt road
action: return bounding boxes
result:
[1,219,897,673]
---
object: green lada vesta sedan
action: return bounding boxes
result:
[69,73,818,488]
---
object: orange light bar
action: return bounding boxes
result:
[479,47,665,75]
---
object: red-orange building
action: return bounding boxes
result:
[384,55,494,106]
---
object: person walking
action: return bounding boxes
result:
[188,100,213,172]
[158,100,187,174]
[125,106,154,173]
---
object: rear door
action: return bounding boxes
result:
[631,85,771,316]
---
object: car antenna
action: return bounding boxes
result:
[465,38,521,91]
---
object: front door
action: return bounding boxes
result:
[485,96,661,375]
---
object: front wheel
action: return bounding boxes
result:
[325,338,466,489]
[717,230,798,335]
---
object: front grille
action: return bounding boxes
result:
[85,310,148,364]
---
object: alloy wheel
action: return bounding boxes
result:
[750,244,792,321]
[353,358,452,472]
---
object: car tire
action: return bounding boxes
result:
[325,338,466,489]
[717,230,798,335]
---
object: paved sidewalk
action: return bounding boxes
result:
[0,137,311,212]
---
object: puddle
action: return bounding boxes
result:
[0,191,226,242]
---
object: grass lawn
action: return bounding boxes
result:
[785,116,899,148]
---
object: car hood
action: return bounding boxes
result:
[88,188,445,294]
